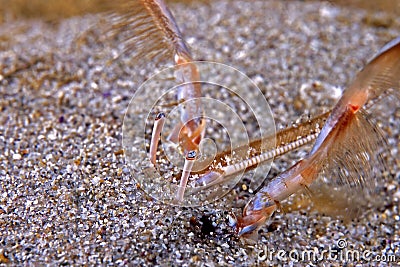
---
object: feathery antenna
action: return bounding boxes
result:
[106,0,192,63]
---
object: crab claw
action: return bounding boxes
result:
[234,198,277,242]
[236,210,269,237]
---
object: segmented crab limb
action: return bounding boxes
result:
[235,36,400,239]
[236,159,318,236]
[194,131,320,192]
